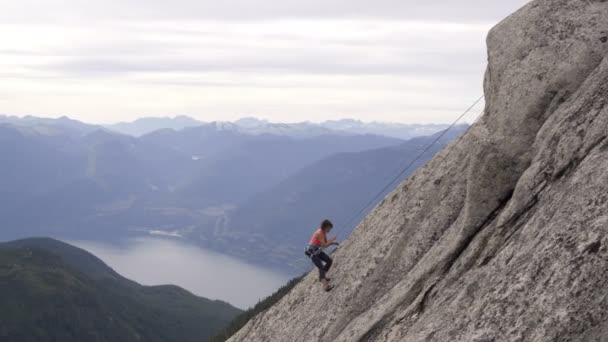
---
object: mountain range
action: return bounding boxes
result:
[106,115,202,136]
[0,119,402,240]
[0,114,466,273]
[104,115,450,140]
[0,115,103,137]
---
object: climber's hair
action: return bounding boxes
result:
[321,219,334,231]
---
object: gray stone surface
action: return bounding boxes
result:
[228,0,608,341]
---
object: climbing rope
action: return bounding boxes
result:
[335,94,485,241]
[293,97,486,342]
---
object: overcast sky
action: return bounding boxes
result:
[0,0,529,124]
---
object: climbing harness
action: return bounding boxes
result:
[304,245,323,258]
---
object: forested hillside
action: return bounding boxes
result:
[0,238,241,342]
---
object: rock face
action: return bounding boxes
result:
[228,1,608,341]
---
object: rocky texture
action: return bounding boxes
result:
[228,1,608,341]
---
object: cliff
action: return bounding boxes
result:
[229,0,608,341]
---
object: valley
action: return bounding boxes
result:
[0,115,466,274]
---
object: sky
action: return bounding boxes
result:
[0,0,529,124]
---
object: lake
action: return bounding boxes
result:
[69,238,291,309]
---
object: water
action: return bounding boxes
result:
[69,238,290,309]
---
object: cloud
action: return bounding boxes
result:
[0,1,528,124]
[14,19,491,77]
[1,0,527,23]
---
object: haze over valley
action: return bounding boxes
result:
[0,113,471,295]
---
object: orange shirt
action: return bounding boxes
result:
[309,228,326,246]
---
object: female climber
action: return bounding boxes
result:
[305,219,339,291]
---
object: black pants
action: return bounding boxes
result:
[311,251,333,281]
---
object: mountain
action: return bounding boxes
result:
[106,116,204,136]
[138,123,405,205]
[103,115,451,140]
[0,238,242,342]
[228,117,452,140]
[234,117,268,128]
[217,117,451,140]
[4,114,453,141]
[228,1,608,341]
[0,115,104,138]
[0,125,169,241]
[214,126,468,271]
[0,123,87,207]
[321,119,451,140]
[0,120,404,243]
[234,118,339,139]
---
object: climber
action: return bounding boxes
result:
[305,219,339,291]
